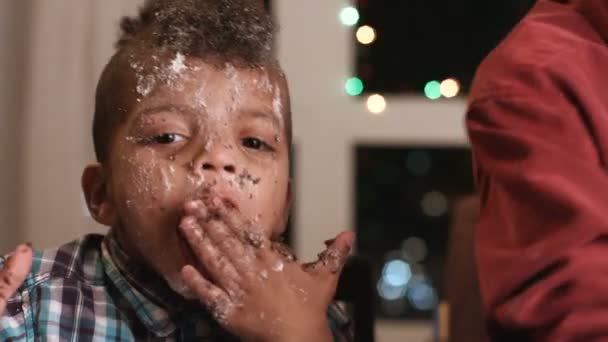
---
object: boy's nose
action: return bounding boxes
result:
[195,142,237,175]
[202,162,236,173]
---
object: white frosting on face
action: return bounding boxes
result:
[169,52,187,75]
[137,74,157,97]
[272,84,282,119]
[272,260,284,272]
[132,52,191,99]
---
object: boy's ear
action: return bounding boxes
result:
[82,163,117,227]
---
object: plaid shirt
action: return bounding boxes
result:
[0,233,352,341]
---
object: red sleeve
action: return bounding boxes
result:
[467,71,608,341]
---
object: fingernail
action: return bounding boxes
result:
[184,201,199,211]
[181,216,197,230]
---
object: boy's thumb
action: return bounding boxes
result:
[304,231,355,276]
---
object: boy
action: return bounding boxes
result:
[0,0,355,340]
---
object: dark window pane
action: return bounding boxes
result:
[355,0,535,95]
[355,145,474,319]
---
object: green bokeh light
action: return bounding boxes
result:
[339,7,359,26]
[345,77,364,96]
[424,81,442,100]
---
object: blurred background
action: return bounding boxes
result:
[0,0,536,341]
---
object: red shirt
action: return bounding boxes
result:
[466,0,608,341]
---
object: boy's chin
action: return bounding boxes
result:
[164,273,197,299]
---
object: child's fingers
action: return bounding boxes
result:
[179,216,242,292]
[209,198,270,251]
[181,265,234,324]
[184,199,208,219]
[0,244,33,314]
[203,219,258,274]
[303,231,355,278]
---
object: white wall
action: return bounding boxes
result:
[0,1,142,251]
[0,0,29,253]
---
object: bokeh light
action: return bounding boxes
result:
[421,191,449,217]
[402,237,428,263]
[345,77,364,96]
[377,277,408,301]
[440,78,460,98]
[356,25,376,44]
[382,259,412,287]
[339,6,360,26]
[424,80,442,100]
[366,94,386,114]
[407,281,438,311]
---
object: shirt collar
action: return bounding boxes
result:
[101,230,211,338]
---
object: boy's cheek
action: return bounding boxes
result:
[116,158,192,218]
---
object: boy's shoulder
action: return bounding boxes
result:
[0,234,147,341]
[1,234,107,293]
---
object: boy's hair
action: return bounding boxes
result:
[92,0,291,162]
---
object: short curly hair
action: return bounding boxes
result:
[117,0,275,66]
[92,0,288,162]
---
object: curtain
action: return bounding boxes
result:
[0,0,141,253]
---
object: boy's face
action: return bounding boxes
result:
[93,54,291,295]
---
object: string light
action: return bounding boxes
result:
[424,81,442,100]
[421,191,448,217]
[356,25,376,45]
[440,78,460,98]
[339,6,359,26]
[345,77,364,96]
[382,259,412,287]
[366,94,386,114]
[407,281,438,311]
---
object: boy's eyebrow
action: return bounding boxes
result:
[240,110,282,128]
[134,104,202,118]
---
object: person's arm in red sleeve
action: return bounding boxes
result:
[467,64,608,341]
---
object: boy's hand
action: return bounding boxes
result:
[179,198,354,342]
[0,244,33,315]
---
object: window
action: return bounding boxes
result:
[355,145,474,319]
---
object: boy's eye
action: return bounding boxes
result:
[151,133,186,144]
[242,137,270,151]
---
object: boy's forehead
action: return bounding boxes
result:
[124,52,288,114]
